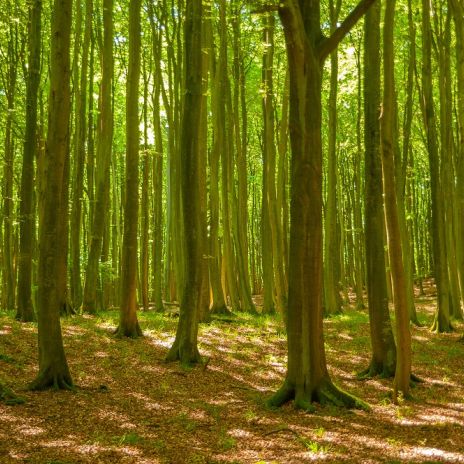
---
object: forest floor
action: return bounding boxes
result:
[1,284,464,464]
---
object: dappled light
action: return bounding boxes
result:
[1,299,464,463]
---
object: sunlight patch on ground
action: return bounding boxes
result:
[129,392,173,412]
[406,446,464,462]
[16,425,45,436]
[63,325,87,336]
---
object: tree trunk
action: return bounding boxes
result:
[16,0,42,322]
[116,0,142,338]
[360,0,396,379]
[83,0,112,315]
[29,0,73,390]
[381,0,412,400]
[270,0,373,410]
[166,0,203,364]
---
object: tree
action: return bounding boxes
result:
[83,0,112,315]
[16,0,42,322]
[116,0,142,338]
[381,0,412,399]
[166,0,203,364]
[359,0,396,379]
[420,0,452,333]
[29,0,73,390]
[269,0,374,410]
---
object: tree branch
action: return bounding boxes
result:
[318,0,377,63]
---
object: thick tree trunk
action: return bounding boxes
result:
[270,0,373,410]
[30,0,73,390]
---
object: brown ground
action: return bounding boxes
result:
[1,285,463,463]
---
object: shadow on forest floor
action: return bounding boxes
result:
[0,288,463,463]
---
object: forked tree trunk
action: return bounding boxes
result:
[270,0,373,410]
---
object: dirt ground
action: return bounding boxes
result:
[1,287,463,463]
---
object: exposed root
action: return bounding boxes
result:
[430,317,454,333]
[28,368,74,392]
[0,382,25,405]
[267,382,295,408]
[356,362,395,380]
[210,304,232,316]
[316,381,370,411]
[268,379,368,412]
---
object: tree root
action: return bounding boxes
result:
[268,379,369,412]
[316,381,370,411]
[165,339,202,366]
[0,382,25,405]
[114,321,143,338]
[210,304,232,316]
[356,362,395,380]
[28,368,74,392]
[430,318,454,333]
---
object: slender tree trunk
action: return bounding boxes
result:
[421,0,452,332]
[324,0,343,316]
[16,0,42,321]
[166,0,203,364]
[381,0,411,400]
[360,0,397,379]
[116,0,142,338]
[83,0,112,315]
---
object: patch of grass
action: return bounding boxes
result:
[176,412,197,432]
[218,429,236,451]
[114,431,143,446]
[299,436,332,454]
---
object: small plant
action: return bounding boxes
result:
[314,426,325,438]
[300,437,332,454]
[386,437,402,447]
[244,408,258,422]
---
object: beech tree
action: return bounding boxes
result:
[269,0,375,410]
[16,0,42,322]
[30,0,73,390]
[116,0,142,338]
[166,0,203,364]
